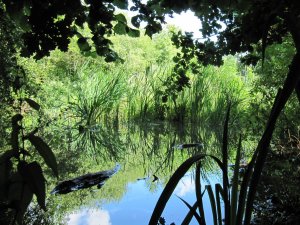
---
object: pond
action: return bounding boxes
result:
[34,121,238,225]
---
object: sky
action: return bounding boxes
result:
[164,10,202,39]
[125,1,203,39]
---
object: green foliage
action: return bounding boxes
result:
[249,37,300,137]
[69,66,126,127]
[0,95,58,224]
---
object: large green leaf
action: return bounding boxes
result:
[26,135,58,177]
[115,13,127,23]
[112,0,128,9]
[19,161,46,210]
[128,27,140,37]
[114,22,127,35]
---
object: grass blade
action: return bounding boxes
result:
[215,184,223,225]
[195,163,206,225]
[230,134,242,225]
[177,196,203,225]
[222,103,231,225]
[148,154,207,225]
[206,185,218,225]
[181,200,199,225]
[235,150,257,225]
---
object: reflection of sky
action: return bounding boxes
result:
[174,176,195,197]
[67,209,111,225]
[65,173,220,225]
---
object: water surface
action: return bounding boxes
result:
[46,122,224,225]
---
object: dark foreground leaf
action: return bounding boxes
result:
[19,161,46,210]
[26,135,58,177]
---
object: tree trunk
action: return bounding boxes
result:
[244,51,300,225]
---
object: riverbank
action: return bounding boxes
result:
[252,137,300,225]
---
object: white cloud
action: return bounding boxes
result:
[174,177,195,197]
[67,208,112,225]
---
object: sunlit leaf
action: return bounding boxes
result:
[19,161,46,210]
[115,13,127,23]
[26,135,58,177]
[112,0,128,9]
[128,28,140,37]
[114,22,127,35]
[24,98,40,110]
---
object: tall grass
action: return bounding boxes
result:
[70,65,126,127]
[149,52,299,224]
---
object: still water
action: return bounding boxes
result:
[45,122,225,225]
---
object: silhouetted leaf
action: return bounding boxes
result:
[77,37,91,52]
[16,184,33,225]
[19,161,46,210]
[206,185,218,225]
[0,150,17,164]
[24,98,40,110]
[11,114,23,151]
[26,135,58,177]
[105,51,119,62]
[0,151,14,199]
[8,172,24,202]
[177,196,203,224]
[131,15,141,28]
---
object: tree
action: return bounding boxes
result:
[1,0,300,224]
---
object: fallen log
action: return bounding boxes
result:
[51,163,120,194]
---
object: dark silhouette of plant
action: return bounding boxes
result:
[0,95,58,224]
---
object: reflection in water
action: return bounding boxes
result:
[51,164,121,194]
[38,121,234,224]
[67,209,111,225]
[175,176,196,197]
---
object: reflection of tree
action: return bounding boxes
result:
[74,124,126,162]
[37,120,236,223]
